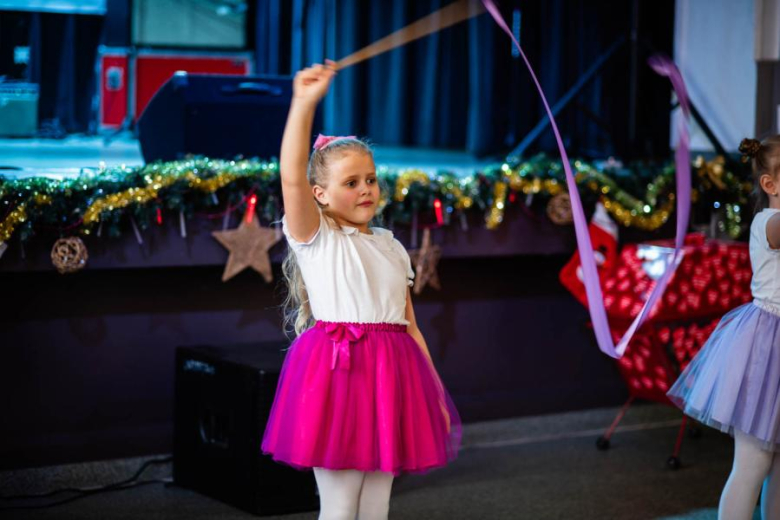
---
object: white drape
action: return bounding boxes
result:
[673,0,756,152]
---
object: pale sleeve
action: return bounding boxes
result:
[762,212,780,253]
[281,207,328,252]
[394,239,416,287]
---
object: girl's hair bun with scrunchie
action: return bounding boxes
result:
[739,138,762,163]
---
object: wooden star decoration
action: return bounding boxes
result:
[212,217,281,282]
[408,227,442,295]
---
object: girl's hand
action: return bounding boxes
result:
[292,60,337,103]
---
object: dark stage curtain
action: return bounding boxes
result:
[28,12,103,135]
[254,0,674,159]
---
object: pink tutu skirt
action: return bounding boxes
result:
[261,321,462,476]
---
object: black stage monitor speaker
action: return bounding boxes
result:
[138,74,322,163]
[173,342,319,516]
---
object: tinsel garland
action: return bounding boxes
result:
[0,153,750,249]
[1,159,278,244]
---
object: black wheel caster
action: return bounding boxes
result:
[596,436,611,450]
[687,426,702,439]
[667,456,681,470]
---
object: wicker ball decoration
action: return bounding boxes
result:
[51,237,88,274]
[546,192,573,225]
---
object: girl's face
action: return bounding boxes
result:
[314,151,379,232]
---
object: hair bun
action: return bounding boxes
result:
[739,138,762,163]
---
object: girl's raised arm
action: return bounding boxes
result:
[280,61,336,243]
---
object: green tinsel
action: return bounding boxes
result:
[0,154,752,248]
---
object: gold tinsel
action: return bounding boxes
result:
[486,181,508,229]
[0,155,749,247]
[694,155,727,190]
[82,174,179,225]
[486,164,572,228]
[505,171,566,197]
[438,175,472,210]
[81,161,268,227]
[394,169,431,202]
[0,203,27,242]
[602,196,675,231]
[1,162,270,244]
[484,162,682,231]
[0,193,52,242]
[188,171,240,193]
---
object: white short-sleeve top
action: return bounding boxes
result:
[750,208,780,310]
[281,207,415,325]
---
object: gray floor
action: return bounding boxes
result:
[0,403,761,519]
[0,135,144,176]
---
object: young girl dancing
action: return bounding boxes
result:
[668,136,780,520]
[261,61,461,520]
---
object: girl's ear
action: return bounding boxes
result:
[312,185,329,206]
[760,173,779,197]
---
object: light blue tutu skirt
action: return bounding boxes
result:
[667,301,780,451]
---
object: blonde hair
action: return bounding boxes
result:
[740,135,780,212]
[281,137,375,338]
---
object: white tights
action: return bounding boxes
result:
[313,468,394,520]
[719,430,780,520]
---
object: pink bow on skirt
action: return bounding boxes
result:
[322,322,365,370]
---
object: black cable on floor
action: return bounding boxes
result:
[0,479,173,511]
[0,455,174,509]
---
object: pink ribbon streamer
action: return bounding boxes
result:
[482,0,691,358]
[323,322,365,370]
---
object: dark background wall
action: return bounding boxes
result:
[1,207,629,471]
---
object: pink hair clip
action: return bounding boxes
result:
[313,134,357,151]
